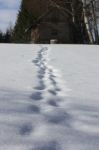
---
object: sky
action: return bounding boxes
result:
[0,0,21,32]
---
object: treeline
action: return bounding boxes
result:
[0,28,13,43]
[0,0,35,43]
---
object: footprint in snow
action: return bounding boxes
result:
[19,123,33,136]
[47,99,58,107]
[32,59,39,64]
[28,105,40,114]
[34,82,46,91]
[49,76,57,86]
[45,109,72,126]
[30,92,43,101]
[48,89,57,96]
[37,74,45,79]
[31,141,59,150]
[38,69,46,75]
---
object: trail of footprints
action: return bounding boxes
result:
[32,46,64,106]
[19,46,71,150]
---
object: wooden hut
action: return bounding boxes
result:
[28,3,75,44]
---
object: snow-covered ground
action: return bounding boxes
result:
[0,44,99,150]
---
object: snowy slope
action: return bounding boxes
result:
[0,44,99,150]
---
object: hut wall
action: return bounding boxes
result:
[31,22,74,43]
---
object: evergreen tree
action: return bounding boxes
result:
[0,31,3,43]
[13,0,36,43]
[4,30,11,43]
[0,26,13,43]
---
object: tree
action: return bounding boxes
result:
[3,30,11,43]
[12,0,36,43]
[0,31,3,43]
[0,24,13,43]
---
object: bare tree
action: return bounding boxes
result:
[81,0,99,43]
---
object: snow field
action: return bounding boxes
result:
[0,44,71,150]
[0,44,99,150]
